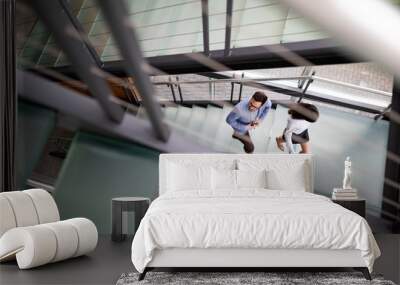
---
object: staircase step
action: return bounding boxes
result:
[172,106,192,135]
[175,106,192,125]
[187,106,207,133]
[136,106,147,119]
[163,106,178,122]
[213,104,236,152]
[200,105,224,140]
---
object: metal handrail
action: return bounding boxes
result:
[152,74,392,97]
[312,75,392,97]
[153,76,311,85]
[298,71,315,103]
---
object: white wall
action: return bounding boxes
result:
[268,105,389,216]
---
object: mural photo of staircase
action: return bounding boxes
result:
[136,103,277,153]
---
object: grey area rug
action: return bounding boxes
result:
[116,272,396,285]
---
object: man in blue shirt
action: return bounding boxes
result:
[226,91,272,153]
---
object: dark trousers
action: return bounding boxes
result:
[232,131,254,153]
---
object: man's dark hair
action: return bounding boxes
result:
[252,91,268,104]
[289,103,319,123]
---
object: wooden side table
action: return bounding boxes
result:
[111,197,150,242]
[332,198,366,218]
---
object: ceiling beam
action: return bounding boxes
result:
[224,0,233,56]
[201,0,210,55]
[51,39,358,77]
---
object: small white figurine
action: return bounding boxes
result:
[342,156,352,190]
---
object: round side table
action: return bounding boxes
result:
[111,197,150,242]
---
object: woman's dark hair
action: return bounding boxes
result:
[252,91,268,104]
[289,103,319,123]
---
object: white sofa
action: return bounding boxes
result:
[0,189,98,269]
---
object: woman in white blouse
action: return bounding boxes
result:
[276,103,319,154]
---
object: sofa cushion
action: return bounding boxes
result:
[0,218,97,269]
[0,196,17,237]
[0,191,39,227]
[24,189,59,224]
